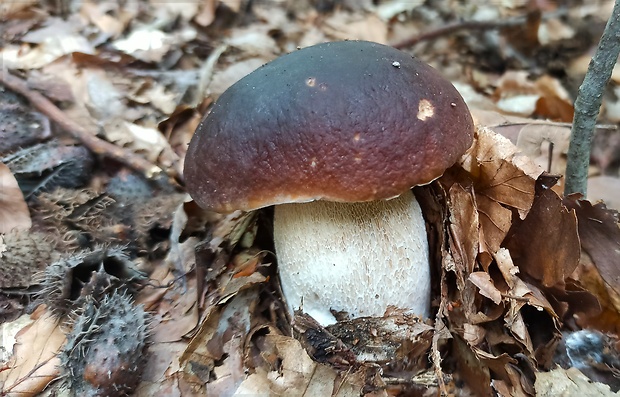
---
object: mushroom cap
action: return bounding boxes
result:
[185,40,474,213]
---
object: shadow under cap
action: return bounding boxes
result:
[185,40,474,213]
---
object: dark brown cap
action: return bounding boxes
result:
[185,40,474,213]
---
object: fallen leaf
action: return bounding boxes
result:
[476,193,513,260]
[534,75,574,122]
[563,196,620,304]
[0,308,66,397]
[469,272,502,304]
[227,26,279,56]
[112,28,171,63]
[446,183,479,285]
[459,126,542,219]
[504,185,579,288]
[1,18,94,69]
[209,58,269,96]
[0,162,31,233]
[0,315,33,365]
[180,289,258,396]
[236,334,367,396]
[0,0,37,18]
[515,123,571,176]
[588,175,620,211]
[535,367,620,396]
[322,12,388,44]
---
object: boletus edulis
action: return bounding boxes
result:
[184,40,474,325]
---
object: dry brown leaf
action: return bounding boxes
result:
[505,187,579,288]
[227,26,279,56]
[0,308,66,397]
[447,184,479,280]
[459,126,542,219]
[537,18,575,44]
[0,0,37,18]
[375,0,425,20]
[492,72,573,121]
[322,12,388,44]
[0,315,33,365]
[112,27,196,63]
[463,323,486,346]
[535,367,620,396]
[127,82,178,115]
[533,75,574,122]
[452,336,493,397]
[588,176,620,211]
[476,193,512,259]
[235,334,367,396]
[563,196,620,305]
[571,252,620,334]
[0,162,31,233]
[1,18,94,69]
[469,272,502,305]
[194,0,218,27]
[515,124,571,175]
[193,289,257,395]
[145,204,202,342]
[494,248,520,289]
[493,71,539,117]
[148,265,199,344]
[79,1,134,39]
[475,349,532,397]
[209,58,269,97]
[134,341,186,397]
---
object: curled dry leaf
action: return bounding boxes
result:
[504,185,580,288]
[0,308,66,397]
[1,17,95,69]
[433,127,585,393]
[0,162,31,233]
[535,367,620,397]
[237,334,371,397]
[179,289,258,396]
[458,126,542,219]
[0,0,37,18]
[469,272,502,304]
[322,12,388,44]
[492,71,574,122]
[588,176,620,210]
[563,196,620,332]
[327,311,434,371]
[563,196,620,299]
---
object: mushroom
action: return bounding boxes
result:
[184,41,474,326]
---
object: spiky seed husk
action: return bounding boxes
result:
[38,245,146,316]
[60,292,150,397]
[0,230,58,289]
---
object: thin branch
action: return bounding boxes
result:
[564,0,620,197]
[391,17,526,49]
[0,70,173,182]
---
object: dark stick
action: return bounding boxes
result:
[391,18,526,49]
[0,70,175,182]
[564,0,620,197]
[547,142,554,174]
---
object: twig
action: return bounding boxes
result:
[564,0,620,197]
[391,17,526,49]
[0,70,170,182]
[193,44,227,108]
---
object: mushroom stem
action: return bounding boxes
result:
[273,190,431,326]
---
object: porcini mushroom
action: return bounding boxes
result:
[184,41,474,325]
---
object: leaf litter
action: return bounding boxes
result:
[0,1,619,396]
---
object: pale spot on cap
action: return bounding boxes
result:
[417,99,435,121]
